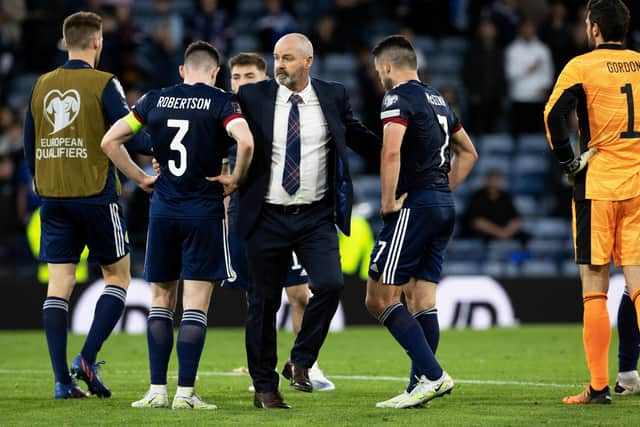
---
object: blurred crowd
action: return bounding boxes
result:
[1,0,639,274]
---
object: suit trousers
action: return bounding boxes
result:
[245,200,343,392]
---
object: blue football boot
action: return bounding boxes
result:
[54,380,89,399]
[70,354,112,398]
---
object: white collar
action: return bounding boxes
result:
[278,79,314,104]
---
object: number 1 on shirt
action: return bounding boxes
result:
[620,83,640,139]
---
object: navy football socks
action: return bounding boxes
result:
[81,285,127,364]
[147,307,174,385]
[618,289,640,373]
[177,309,208,387]
[43,297,72,384]
[408,308,440,391]
[379,303,443,381]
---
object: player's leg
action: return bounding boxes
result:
[564,199,613,404]
[133,217,181,408]
[616,287,640,395]
[367,207,452,408]
[172,216,232,410]
[72,202,131,398]
[404,279,439,392]
[614,195,640,394]
[284,284,308,335]
[39,201,88,398]
[45,263,89,399]
[172,279,218,410]
[132,280,178,408]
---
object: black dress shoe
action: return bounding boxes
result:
[254,391,291,409]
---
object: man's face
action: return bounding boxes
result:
[230,64,267,94]
[273,38,310,90]
[374,58,393,91]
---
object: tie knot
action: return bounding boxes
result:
[289,94,302,105]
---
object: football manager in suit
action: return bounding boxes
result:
[233,33,380,409]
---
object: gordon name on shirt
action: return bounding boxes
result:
[156,96,212,110]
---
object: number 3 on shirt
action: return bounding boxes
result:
[168,119,189,176]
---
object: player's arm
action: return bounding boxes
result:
[544,59,596,178]
[102,77,153,155]
[380,122,407,216]
[207,117,254,196]
[227,119,254,187]
[448,127,478,191]
[101,112,156,193]
[22,96,36,177]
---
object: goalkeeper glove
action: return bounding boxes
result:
[559,147,597,181]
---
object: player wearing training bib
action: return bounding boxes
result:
[101,41,254,410]
[24,11,153,400]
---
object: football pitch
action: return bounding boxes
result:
[0,326,638,426]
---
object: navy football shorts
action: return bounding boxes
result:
[368,205,455,285]
[222,231,308,290]
[40,200,129,265]
[144,216,233,282]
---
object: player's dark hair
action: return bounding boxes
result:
[228,52,267,73]
[63,11,102,50]
[371,35,418,70]
[184,41,220,68]
[587,0,630,42]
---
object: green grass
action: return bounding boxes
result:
[0,326,638,426]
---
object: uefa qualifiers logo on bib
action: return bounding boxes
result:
[44,89,81,135]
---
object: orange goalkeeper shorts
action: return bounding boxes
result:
[573,195,640,266]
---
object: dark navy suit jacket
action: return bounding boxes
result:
[236,78,380,238]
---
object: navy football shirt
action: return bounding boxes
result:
[132,82,244,218]
[380,80,461,197]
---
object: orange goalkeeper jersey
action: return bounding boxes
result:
[544,44,640,201]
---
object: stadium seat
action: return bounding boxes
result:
[526,239,567,260]
[446,238,485,262]
[352,175,381,201]
[525,218,572,240]
[513,195,537,217]
[483,260,520,277]
[487,240,523,261]
[231,34,258,54]
[520,260,559,276]
[560,259,579,277]
[513,154,549,174]
[474,153,511,176]
[510,174,545,195]
[443,261,480,276]
[479,133,514,155]
[517,133,549,154]
[413,35,436,56]
[439,37,467,53]
[324,54,358,74]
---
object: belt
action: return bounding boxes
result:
[265,200,323,215]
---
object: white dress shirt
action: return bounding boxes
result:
[266,81,330,205]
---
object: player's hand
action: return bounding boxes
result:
[151,158,161,176]
[207,174,239,196]
[380,193,408,218]
[139,174,157,194]
[563,148,597,184]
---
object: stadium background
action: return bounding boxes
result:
[0,0,639,330]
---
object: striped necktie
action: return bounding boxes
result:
[282,93,302,195]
